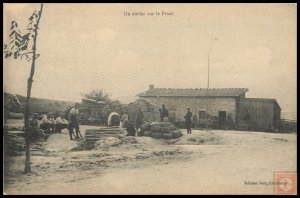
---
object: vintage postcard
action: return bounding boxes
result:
[3,3,297,195]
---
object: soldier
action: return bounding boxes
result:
[168,108,176,124]
[184,108,193,134]
[135,107,144,132]
[159,104,169,122]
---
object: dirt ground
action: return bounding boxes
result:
[3,121,297,195]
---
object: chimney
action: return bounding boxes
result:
[149,84,154,90]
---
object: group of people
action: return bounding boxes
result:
[120,105,194,136]
[29,103,82,141]
[159,104,193,134]
[28,102,237,140]
[119,107,144,137]
[159,104,177,124]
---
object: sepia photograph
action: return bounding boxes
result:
[3,3,297,195]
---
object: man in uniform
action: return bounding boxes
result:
[184,108,193,134]
[135,107,144,132]
[159,104,169,122]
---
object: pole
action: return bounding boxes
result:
[24,3,43,174]
[206,32,213,130]
[207,32,213,89]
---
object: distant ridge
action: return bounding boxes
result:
[4,92,76,114]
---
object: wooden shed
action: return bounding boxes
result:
[237,98,281,131]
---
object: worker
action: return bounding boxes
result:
[135,107,144,132]
[102,106,111,126]
[124,120,136,136]
[68,103,80,140]
[184,108,193,134]
[159,104,169,122]
[120,110,129,128]
[40,113,55,133]
[192,114,198,129]
[29,113,45,141]
[55,114,69,133]
[168,108,176,124]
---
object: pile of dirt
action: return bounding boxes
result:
[93,135,142,150]
[139,122,183,139]
[173,132,225,145]
[44,133,78,152]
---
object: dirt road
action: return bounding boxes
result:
[3,125,297,195]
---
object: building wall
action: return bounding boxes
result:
[140,96,237,122]
[238,99,279,131]
[126,99,160,122]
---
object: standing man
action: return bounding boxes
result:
[168,108,176,124]
[68,103,80,140]
[120,110,129,128]
[135,107,144,132]
[159,104,169,122]
[102,106,111,126]
[184,108,193,134]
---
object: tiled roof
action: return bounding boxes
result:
[137,88,249,97]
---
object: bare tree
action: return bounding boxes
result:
[4,4,44,174]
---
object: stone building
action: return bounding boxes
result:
[136,85,281,131]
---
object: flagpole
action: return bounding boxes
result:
[206,32,213,131]
[207,32,213,89]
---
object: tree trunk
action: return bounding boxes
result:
[24,3,43,174]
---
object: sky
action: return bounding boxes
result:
[3,3,297,116]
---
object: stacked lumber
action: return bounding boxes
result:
[8,112,24,119]
[139,122,183,139]
[4,131,25,155]
[80,126,126,150]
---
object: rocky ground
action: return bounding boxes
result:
[3,120,297,195]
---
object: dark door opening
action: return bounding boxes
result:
[219,111,226,129]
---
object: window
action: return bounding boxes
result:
[199,111,206,119]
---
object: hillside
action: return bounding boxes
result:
[4,92,76,114]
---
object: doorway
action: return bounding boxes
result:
[218,111,226,129]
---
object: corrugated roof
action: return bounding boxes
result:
[137,88,249,97]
